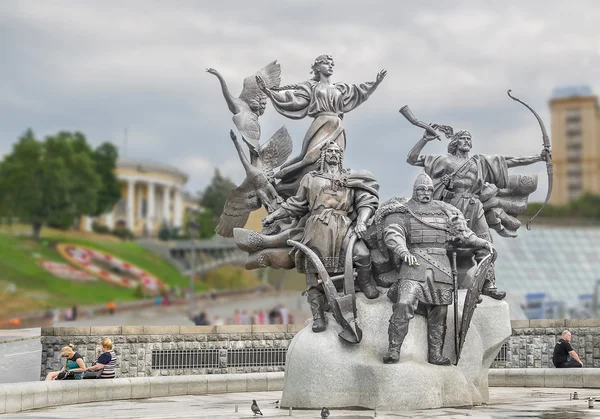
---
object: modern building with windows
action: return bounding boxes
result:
[82,158,198,237]
[549,85,600,204]
[493,225,600,319]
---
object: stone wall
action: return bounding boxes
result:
[41,319,600,380]
[40,325,302,380]
[497,319,600,368]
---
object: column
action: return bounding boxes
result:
[105,210,115,230]
[146,182,155,232]
[127,179,135,230]
[174,188,183,228]
[162,185,171,225]
[137,184,143,219]
[84,216,93,232]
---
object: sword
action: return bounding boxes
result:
[452,251,459,366]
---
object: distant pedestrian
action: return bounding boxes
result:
[64,307,73,321]
[193,312,210,326]
[278,305,288,325]
[241,310,249,325]
[553,330,583,368]
[257,310,265,325]
[107,301,116,315]
[268,307,278,324]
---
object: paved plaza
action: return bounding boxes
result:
[2,388,600,418]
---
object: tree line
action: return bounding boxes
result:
[524,193,600,219]
[0,129,121,238]
[0,129,239,240]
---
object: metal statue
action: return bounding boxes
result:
[403,106,547,300]
[216,129,292,237]
[457,251,495,363]
[507,90,553,229]
[206,61,281,155]
[378,173,493,365]
[260,140,380,339]
[256,54,387,198]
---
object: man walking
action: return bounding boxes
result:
[553,330,583,368]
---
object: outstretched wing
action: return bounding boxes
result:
[215,178,261,238]
[239,60,281,106]
[234,61,281,151]
[432,123,455,139]
[259,126,293,172]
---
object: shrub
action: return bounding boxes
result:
[158,222,171,241]
[112,227,134,241]
[92,221,111,234]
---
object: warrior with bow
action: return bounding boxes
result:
[405,117,549,300]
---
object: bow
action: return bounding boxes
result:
[507,90,553,230]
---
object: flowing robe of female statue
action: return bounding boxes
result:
[268,80,378,197]
[258,54,386,198]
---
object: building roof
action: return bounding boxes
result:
[116,158,189,184]
[493,225,600,314]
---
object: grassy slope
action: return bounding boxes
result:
[0,225,259,318]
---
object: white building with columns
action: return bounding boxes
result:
[83,158,195,237]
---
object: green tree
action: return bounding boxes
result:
[524,193,600,219]
[0,130,117,238]
[199,169,236,219]
[45,132,100,229]
[92,142,122,216]
[194,208,217,239]
[0,130,65,237]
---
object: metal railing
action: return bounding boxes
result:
[227,348,287,368]
[150,347,287,370]
[151,349,220,370]
[490,342,508,368]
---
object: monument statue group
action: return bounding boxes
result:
[207,54,552,410]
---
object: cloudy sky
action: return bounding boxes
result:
[1,1,599,201]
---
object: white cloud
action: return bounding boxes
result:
[0,0,598,200]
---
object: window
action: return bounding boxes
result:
[567,148,582,160]
[141,199,148,217]
[567,133,582,145]
[567,162,582,175]
[566,108,581,122]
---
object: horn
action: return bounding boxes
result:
[399,105,440,139]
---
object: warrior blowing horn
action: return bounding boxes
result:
[399,105,440,140]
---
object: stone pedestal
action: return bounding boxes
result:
[281,290,510,411]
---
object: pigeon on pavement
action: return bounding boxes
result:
[251,400,263,416]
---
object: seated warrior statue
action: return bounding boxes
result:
[382,173,493,365]
[262,140,380,332]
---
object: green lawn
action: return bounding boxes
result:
[0,225,257,318]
